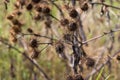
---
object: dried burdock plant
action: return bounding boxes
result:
[2,0,120,80]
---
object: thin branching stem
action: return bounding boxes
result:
[91,2,120,10]
[82,28,120,44]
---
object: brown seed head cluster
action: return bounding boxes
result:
[116,55,120,61]
[86,57,95,68]
[30,38,38,48]
[26,3,33,10]
[69,9,78,18]
[29,38,40,59]
[63,33,72,42]
[55,42,65,54]
[60,18,69,26]
[81,3,89,11]
[27,28,33,33]
[68,22,77,31]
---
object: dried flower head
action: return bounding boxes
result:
[11,19,23,27]
[63,33,72,42]
[116,55,120,61]
[81,3,88,11]
[27,28,33,33]
[55,42,65,54]
[69,9,78,18]
[42,6,50,15]
[68,22,77,31]
[36,6,42,12]
[44,20,51,28]
[60,18,69,26]
[26,3,33,11]
[10,26,21,35]
[86,57,95,68]
[29,38,38,48]
[34,14,42,21]
[9,32,17,44]
[16,10,22,16]
[7,14,14,20]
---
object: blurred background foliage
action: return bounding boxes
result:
[0,0,120,80]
